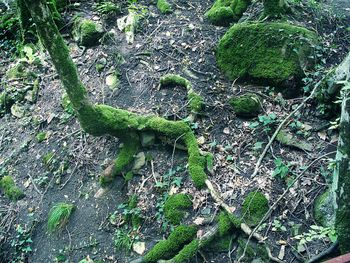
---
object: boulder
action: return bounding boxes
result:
[217,22,319,97]
[229,93,261,117]
[73,18,104,47]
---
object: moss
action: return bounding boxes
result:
[123,171,134,182]
[218,211,234,236]
[171,239,199,262]
[242,191,269,226]
[114,135,140,175]
[164,194,192,225]
[0,176,25,201]
[73,18,104,47]
[6,63,37,80]
[143,225,198,262]
[229,93,261,117]
[217,22,319,93]
[36,131,47,142]
[126,195,143,228]
[160,74,205,114]
[263,0,290,17]
[205,0,251,26]
[205,152,214,172]
[204,233,236,252]
[157,0,173,14]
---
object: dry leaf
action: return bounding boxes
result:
[318,131,327,141]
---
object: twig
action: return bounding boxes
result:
[237,151,336,262]
[251,82,321,177]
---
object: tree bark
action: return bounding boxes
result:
[333,81,350,253]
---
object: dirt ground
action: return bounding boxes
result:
[1,0,350,262]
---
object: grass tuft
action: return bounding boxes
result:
[47,202,75,232]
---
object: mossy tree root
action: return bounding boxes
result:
[159,74,205,116]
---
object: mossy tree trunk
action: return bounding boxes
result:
[332,81,350,253]
[23,0,207,188]
[263,0,290,17]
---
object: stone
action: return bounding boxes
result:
[132,152,146,172]
[276,129,313,151]
[141,131,155,147]
[229,93,261,117]
[11,104,25,118]
[314,190,335,227]
[217,22,319,97]
[73,18,105,47]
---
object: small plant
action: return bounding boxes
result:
[272,158,290,179]
[47,202,75,232]
[10,224,33,262]
[249,113,278,132]
[271,219,287,232]
[114,227,134,251]
[293,225,337,248]
[94,1,121,18]
[0,175,25,201]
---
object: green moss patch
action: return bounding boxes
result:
[263,0,290,17]
[205,0,251,26]
[73,18,105,47]
[314,190,335,227]
[236,237,269,262]
[143,225,198,262]
[157,0,173,14]
[242,191,269,226]
[164,194,192,225]
[229,93,261,117]
[0,176,25,201]
[217,22,319,94]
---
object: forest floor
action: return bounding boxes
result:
[0,0,350,262]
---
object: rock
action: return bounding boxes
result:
[205,0,251,26]
[242,191,269,226]
[133,242,146,255]
[229,93,261,117]
[132,152,146,172]
[11,104,25,118]
[141,131,155,147]
[217,22,319,97]
[276,129,313,151]
[73,18,105,47]
[105,74,119,90]
[314,189,335,227]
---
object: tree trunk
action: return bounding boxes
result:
[333,81,350,253]
[263,0,290,17]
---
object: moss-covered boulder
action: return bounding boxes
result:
[205,0,251,26]
[242,191,269,226]
[314,190,335,227]
[0,176,25,201]
[164,194,192,225]
[73,18,105,47]
[217,22,319,96]
[229,93,261,117]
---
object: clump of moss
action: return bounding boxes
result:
[143,225,198,262]
[125,195,143,228]
[160,74,205,115]
[217,22,319,94]
[263,0,290,17]
[73,18,105,47]
[229,93,261,117]
[218,211,234,236]
[314,190,335,227]
[0,176,25,201]
[205,0,251,26]
[164,194,192,225]
[157,0,173,14]
[242,191,269,226]
[47,202,75,232]
[171,239,199,262]
[36,132,47,142]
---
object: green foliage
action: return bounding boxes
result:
[10,224,33,262]
[217,22,319,93]
[229,93,261,117]
[73,18,104,47]
[242,191,269,226]
[272,158,290,179]
[218,212,234,236]
[0,176,25,201]
[294,225,337,247]
[171,239,199,262]
[47,202,75,232]
[205,0,251,26]
[114,228,133,251]
[249,113,277,132]
[157,0,173,14]
[143,225,198,262]
[36,132,47,142]
[164,194,192,225]
[94,1,121,17]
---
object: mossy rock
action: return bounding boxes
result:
[164,194,192,225]
[205,0,251,26]
[242,191,269,226]
[217,22,319,96]
[0,176,25,201]
[6,62,37,80]
[73,18,105,47]
[314,190,335,227]
[229,93,261,117]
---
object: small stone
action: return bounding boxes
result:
[229,93,262,118]
[132,152,146,172]
[276,129,313,151]
[141,131,155,147]
[133,242,145,255]
[105,74,119,90]
[11,104,25,118]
